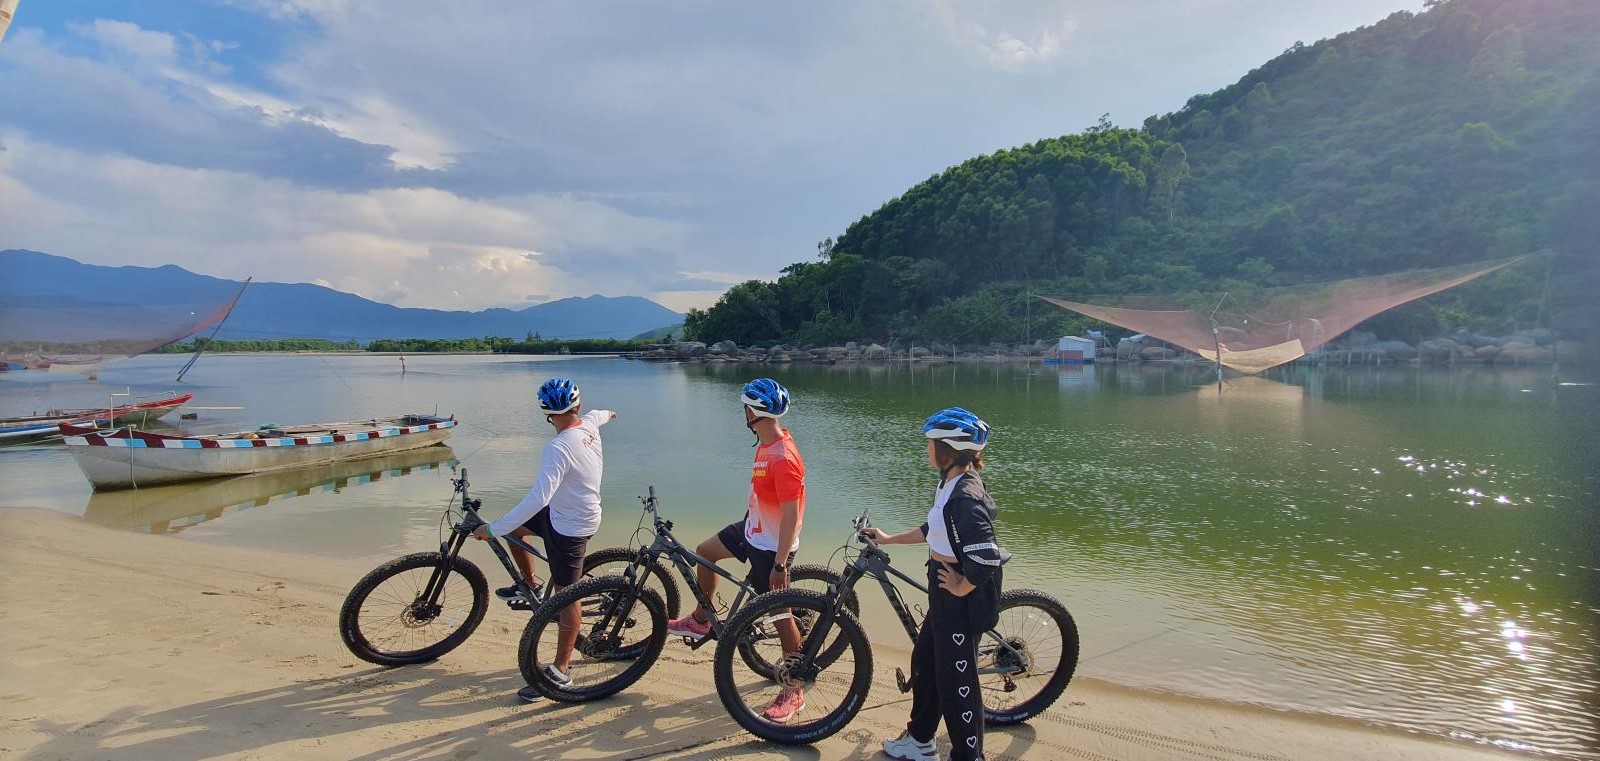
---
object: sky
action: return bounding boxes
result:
[0,0,1423,314]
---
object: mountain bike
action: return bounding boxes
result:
[517,486,857,702]
[711,505,1079,744]
[338,467,683,666]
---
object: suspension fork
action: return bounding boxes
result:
[794,559,864,662]
[420,530,471,606]
[586,545,661,646]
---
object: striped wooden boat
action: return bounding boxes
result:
[61,414,455,490]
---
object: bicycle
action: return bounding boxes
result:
[338,467,683,666]
[711,504,1079,745]
[517,486,858,702]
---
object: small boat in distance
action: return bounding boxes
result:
[61,414,455,490]
[0,392,195,442]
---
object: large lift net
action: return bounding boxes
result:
[0,281,248,374]
[1040,257,1526,374]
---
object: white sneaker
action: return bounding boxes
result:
[883,731,939,761]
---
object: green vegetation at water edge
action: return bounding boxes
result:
[154,338,362,353]
[156,337,659,354]
[685,0,1600,347]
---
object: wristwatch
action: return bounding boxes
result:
[773,564,788,573]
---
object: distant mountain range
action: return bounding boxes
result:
[0,250,683,342]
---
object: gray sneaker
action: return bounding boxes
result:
[543,664,572,687]
[883,731,939,761]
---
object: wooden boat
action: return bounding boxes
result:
[60,414,455,490]
[83,444,457,533]
[0,392,194,442]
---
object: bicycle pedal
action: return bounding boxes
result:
[685,634,716,650]
[895,667,912,694]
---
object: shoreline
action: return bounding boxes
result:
[0,507,1534,760]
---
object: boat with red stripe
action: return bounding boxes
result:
[0,392,194,442]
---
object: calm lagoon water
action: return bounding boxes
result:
[2,353,1596,757]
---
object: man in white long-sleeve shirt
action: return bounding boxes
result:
[471,377,615,703]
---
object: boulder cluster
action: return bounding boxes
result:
[635,329,1587,367]
[1316,328,1580,366]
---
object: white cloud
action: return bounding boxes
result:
[929,0,1077,68]
[70,19,177,60]
[0,136,692,311]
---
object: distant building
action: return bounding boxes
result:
[1044,335,1096,364]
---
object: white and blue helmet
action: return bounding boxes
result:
[537,377,581,414]
[741,378,792,418]
[923,407,990,451]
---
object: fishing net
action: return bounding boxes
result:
[0,282,247,374]
[1040,256,1527,374]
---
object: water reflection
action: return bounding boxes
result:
[6,355,1597,757]
[82,445,456,533]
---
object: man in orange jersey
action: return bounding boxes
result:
[667,377,808,723]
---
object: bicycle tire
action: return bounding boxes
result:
[339,552,488,666]
[714,589,873,745]
[581,546,683,619]
[519,575,668,702]
[734,564,858,679]
[980,589,1079,726]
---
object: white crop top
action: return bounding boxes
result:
[925,474,964,557]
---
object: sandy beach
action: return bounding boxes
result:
[0,508,1531,761]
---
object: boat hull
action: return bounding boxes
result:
[64,417,455,490]
[0,392,193,442]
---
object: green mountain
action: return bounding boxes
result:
[686,0,1599,346]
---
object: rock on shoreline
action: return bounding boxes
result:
[636,331,1589,367]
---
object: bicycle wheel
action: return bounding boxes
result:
[714,589,873,745]
[581,546,683,619]
[735,565,859,679]
[339,552,488,666]
[519,575,668,702]
[979,589,1079,725]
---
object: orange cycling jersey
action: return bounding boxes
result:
[744,428,806,552]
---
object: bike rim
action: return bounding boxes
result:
[979,603,1066,715]
[533,586,658,690]
[724,600,866,733]
[357,565,475,657]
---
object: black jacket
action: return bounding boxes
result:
[920,473,1011,587]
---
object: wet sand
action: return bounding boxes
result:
[0,508,1529,760]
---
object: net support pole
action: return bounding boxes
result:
[1210,321,1223,394]
[177,277,251,382]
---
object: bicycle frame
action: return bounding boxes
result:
[427,467,555,608]
[608,487,765,648]
[792,516,1029,685]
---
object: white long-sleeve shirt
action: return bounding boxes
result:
[489,409,613,538]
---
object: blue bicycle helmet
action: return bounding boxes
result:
[740,378,792,418]
[537,377,581,414]
[923,407,989,451]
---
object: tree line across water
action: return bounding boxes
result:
[683,0,1599,348]
[154,337,660,354]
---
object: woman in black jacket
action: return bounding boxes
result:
[863,407,1008,761]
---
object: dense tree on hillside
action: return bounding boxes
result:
[687,0,1599,346]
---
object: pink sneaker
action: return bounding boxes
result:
[666,614,712,640]
[761,687,806,723]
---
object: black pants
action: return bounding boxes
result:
[907,560,983,761]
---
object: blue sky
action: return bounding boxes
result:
[0,0,1422,312]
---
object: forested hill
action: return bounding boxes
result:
[686,0,1600,346]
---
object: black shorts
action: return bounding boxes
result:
[520,509,592,587]
[715,519,795,594]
